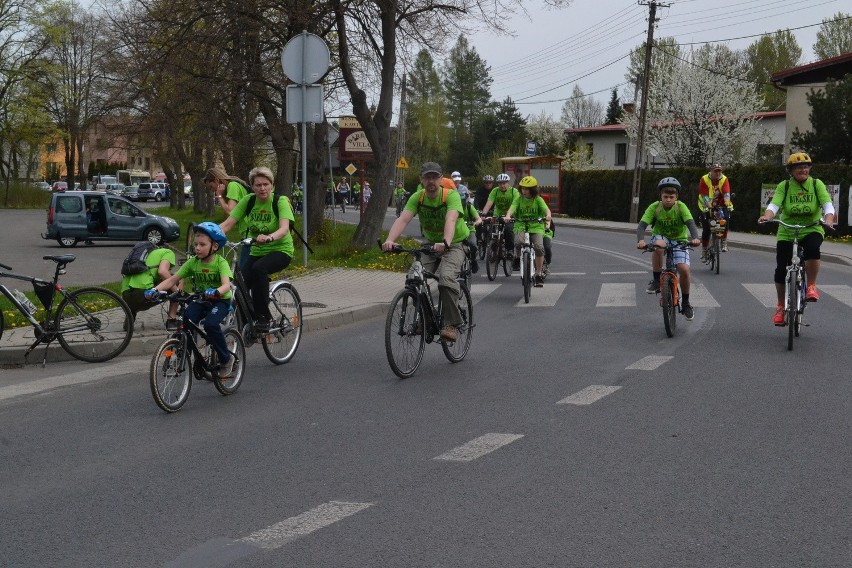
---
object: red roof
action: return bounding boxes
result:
[771,52,852,86]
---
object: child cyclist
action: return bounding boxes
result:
[145,222,235,378]
[461,194,482,273]
[635,177,701,320]
[504,175,552,287]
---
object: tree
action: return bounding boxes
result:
[604,89,623,125]
[526,111,564,156]
[624,37,680,105]
[560,85,603,129]
[405,49,450,170]
[743,31,801,110]
[790,75,852,165]
[622,51,767,167]
[813,12,852,60]
[445,36,493,173]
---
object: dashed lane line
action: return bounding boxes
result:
[433,433,524,462]
[557,385,622,406]
[626,355,674,371]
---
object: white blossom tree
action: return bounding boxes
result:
[622,50,768,167]
[525,111,564,156]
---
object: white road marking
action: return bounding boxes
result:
[238,501,374,550]
[547,272,586,276]
[687,282,720,307]
[626,355,673,370]
[557,385,622,405]
[742,283,779,308]
[600,271,646,275]
[821,285,852,307]
[470,283,500,305]
[515,283,567,307]
[433,433,524,462]
[0,358,146,402]
[567,242,649,268]
[596,283,636,307]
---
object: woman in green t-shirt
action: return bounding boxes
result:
[505,176,552,287]
[219,166,295,331]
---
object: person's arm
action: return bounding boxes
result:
[636,221,650,248]
[481,199,494,216]
[383,210,414,250]
[154,272,181,292]
[220,216,237,233]
[697,179,709,211]
[436,209,458,252]
[156,258,177,291]
[215,273,231,298]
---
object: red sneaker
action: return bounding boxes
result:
[773,305,786,326]
[806,284,819,302]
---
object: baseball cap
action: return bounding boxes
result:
[421,162,442,175]
[450,171,462,180]
[711,163,723,171]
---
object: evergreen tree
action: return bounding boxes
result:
[444,37,493,173]
[405,49,450,167]
[604,89,623,125]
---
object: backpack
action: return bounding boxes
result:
[417,187,451,210]
[245,193,284,221]
[121,241,157,276]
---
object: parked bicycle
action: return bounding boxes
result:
[148,290,246,412]
[483,217,512,281]
[220,238,303,365]
[514,217,547,303]
[703,206,728,275]
[0,255,133,365]
[644,242,693,338]
[382,243,474,379]
[761,219,829,351]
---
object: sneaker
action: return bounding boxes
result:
[165,318,179,331]
[439,325,458,342]
[512,258,520,271]
[646,280,660,294]
[721,240,729,252]
[217,355,234,379]
[254,317,270,333]
[806,284,819,302]
[773,304,786,326]
[471,258,479,274]
[534,275,544,287]
[681,303,694,321]
[543,263,550,277]
[701,248,708,260]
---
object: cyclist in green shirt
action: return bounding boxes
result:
[121,245,178,328]
[383,161,470,342]
[504,176,552,286]
[481,172,520,261]
[393,182,408,217]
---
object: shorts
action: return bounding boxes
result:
[651,235,690,266]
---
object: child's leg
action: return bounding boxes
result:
[201,300,231,362]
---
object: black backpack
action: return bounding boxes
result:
[121,241,157,276]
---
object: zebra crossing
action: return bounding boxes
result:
[468,277,852,310]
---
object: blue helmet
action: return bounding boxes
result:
[193,221,227,248]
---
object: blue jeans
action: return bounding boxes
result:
[186,299,231,363]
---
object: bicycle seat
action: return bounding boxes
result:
[43,254,76,264]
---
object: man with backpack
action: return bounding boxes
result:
[120,242,179,328]
[382,162,470,342]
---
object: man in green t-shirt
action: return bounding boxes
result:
[383,162,469,343]
[120,245,178,327]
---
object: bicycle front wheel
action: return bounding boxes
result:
[441,285,473,363]
[502,251,511,276]
[150,337,191,412]
[787,271,798,351]
[713,236,721,274]
[485,242,499,281]
[55,287,133,362]
[522,250,531,303]
[262,282,303,364]
[215,328,246,395]
[478,232,488,259]
[385,289,425,378]
[661,274,677,338]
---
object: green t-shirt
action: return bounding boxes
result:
[394,187,407,199]
[121,248,176,292]
[640,200,693,241]
[770,177,831,241]
[225,181,250,234]
[487,187,520,216]
[176,255,233,299]
[229,194,296,257]
[404,187,470,244]
[509,195,549,235]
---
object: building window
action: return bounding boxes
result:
[46,143,57,154]
[615,143,627,166]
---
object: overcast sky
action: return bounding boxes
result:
[466,0,848,119]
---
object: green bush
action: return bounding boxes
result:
[0,183,52,209]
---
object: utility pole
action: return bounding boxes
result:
[629,0,667,223]
[395,73,407,188]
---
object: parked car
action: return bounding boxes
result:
[42,191,180,247]
[33,181,51,192]
[136,181,168,202]
[183,180,193,198]
[104,183,125,195]
[121,185,139,201]
[51,181,68,192]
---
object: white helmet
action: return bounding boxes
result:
[496,173,510,183]
[450,171,462,181]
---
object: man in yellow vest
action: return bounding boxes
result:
[697,163,733,255]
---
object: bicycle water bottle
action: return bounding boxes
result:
[12,289,37,315]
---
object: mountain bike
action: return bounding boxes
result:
[483,217,511,281]
[514,217,547,303]
[703,206,728,275]
[0,254,133,365]
[644,241,692,338]
[476,216,489,260]
[761,219,828,351]
[148,291,246,412]
[220,239,303,364]
[382,243,474,379]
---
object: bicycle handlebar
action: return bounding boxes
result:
[643,242,694,253]
[759,218,833,232]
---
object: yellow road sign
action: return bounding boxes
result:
[396,157,409,169]
[345,163,357,175]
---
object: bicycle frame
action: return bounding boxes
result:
[404,252,444,341]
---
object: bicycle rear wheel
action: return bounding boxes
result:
[441,285,473,363]
[55,287,133,362]
[485,242,499,281]
[150,337,191,412]
[522,250,531,303]
[661,274,677,338]
[215,328,246,395]
[478,232,488,260]
[262,282,303,364]
[385,289,425,378]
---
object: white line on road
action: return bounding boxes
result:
[0,358,146,402]
[821,284,852,307]
[687,281,720,308]
[600,271,646,275]
[557,385,622,405]
[238,501,374,550]
[596,283,636,307]
[470,283,501,305]
[742,283,779,308]
[515,283,567,307]
[433,433,524,462]
[626,355,673,370]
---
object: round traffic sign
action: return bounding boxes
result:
[281,32,330,85]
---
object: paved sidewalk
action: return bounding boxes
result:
[2,217,849,365]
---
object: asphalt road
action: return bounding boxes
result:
[2,228,851,567]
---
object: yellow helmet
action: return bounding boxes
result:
[519,175,538,188]
[786,152,812,168]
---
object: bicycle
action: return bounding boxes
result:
[514,217,547,304]
[148,291,246,412]
[643,241,693,338]
[220,238,303,365]
[703,206,728,275]
[761,219,828,351]
[476,215,489,260]
[0,255,133,365]
[483,217,512,281]
[382,242,474,379]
